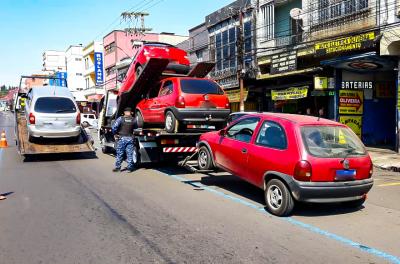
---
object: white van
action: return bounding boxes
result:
[25,86,81,141]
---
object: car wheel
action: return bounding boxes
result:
[265,179,294,216]
[136,111,144,128]
[165,111,178,133]
[82,121,89,127]
[198,146,214,170]
[342,197,366,208]
[135,65,143,79]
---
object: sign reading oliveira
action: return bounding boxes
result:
[270,50,297,74]
[315,32,375,56]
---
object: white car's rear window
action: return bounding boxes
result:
[34,97,76,114]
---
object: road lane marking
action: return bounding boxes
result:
[378,182,400,187]
[159,170,400,264]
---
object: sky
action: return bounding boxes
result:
[0,0,233,86]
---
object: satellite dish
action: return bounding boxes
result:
[290,8,304,20]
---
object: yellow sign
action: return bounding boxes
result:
[225,88,249,103]
[339,90,364,115]
[340,116,362,138]
[271,86,308,101]
[315,32,375,55]
[314,77,334,90]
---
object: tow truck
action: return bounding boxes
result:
[98,58,221,167]
[14,76,95,156]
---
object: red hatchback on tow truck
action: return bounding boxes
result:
[197,113,374,216]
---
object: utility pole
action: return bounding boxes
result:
[237,8,245,112]
[121,12,152,35]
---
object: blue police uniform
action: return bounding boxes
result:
[112,116,137,171]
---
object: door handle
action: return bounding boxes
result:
[241,148,247,154]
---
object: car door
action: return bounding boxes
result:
[246,120,293,187]
[214,117,260,178]
[154,80,174,123]
[140,82,162,122]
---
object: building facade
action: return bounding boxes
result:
[42,50,66,73]
[82,41,104,97]
[65,45,85,93]
[255,0,400,150]
[178,23,210,66]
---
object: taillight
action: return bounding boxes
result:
[76,113,81,125]
[176,96,185,108]
[29,113,35,125]
[225,98,230,109]
[294,160,312,181]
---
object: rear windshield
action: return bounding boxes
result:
[34,97,76,114]
[180,79,224,95]
[301,126,366,158]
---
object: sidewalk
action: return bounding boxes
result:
[367,147,400,172]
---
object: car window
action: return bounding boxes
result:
[148,83,162,98]
[301,126,366,158]
[159,81,173,96]
[256,121,287,149]
[180,79,224,95]
[34,97,76,114]
[89,115,95,119]
[226,117,260,143]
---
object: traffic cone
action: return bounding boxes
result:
[0,130,8,148]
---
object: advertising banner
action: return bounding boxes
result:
[339,90,364,115]
[270,50,297,74]
[340,116,362,138]
[271,86,308,101]
[225,88,248,103]
[94,52,104,86]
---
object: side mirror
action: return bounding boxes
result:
[219,129,226,136]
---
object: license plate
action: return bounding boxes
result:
[335,170,356,181]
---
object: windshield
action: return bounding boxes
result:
[180,79,224,95]
[34,97,76,114]
[301,126,366,158]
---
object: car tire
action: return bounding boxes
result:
[136,111,144,128]
[82,121,89,127]
[265,179,295,217]
[135,65,143,79]
[342,197,366,208]
[198,146,214,170]
[165,111,178,133]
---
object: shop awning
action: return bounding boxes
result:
[87,94,104,102]
[320,51,396,72]
[257,67,322,80]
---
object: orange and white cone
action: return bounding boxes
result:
[0,130,8,148]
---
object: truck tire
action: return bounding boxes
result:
[133,143,141,168]
[101,136,112,154]
[198,146,214,170]
[136,111,144,128]
[165,111,178,133]
[265,179,295,217]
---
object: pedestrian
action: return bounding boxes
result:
[111,107,138,172]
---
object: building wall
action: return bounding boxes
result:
[82,41,104,96]
[65,45,84,92]
[158,34,188,45]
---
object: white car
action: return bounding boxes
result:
[81,113,98,127]
[25,86,81,141]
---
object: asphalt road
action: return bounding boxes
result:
[0,111,399,264]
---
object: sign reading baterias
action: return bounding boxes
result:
[94,52,104,86]
[315,32,375,56]
[270,51,297,74]
[271,86,308,101]
[341,81,373,89]
[339,90,364,115]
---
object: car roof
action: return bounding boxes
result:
[30,86,74,98]
[143,42,176,48]
[242,112,344,126]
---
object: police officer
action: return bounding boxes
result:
[112,107,137,172]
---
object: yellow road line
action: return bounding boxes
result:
[378,182,400,187]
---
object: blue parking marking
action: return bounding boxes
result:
[160,170,400,264]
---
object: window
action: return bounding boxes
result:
[314,0,369,25]
[301,126,366,158]
[222,30,229,69]
[229,27,236,68]
[85,78,90,89]
[195,50,203,62]
[34,97,76,114]
[226,117,260,143]
[256,121,287,149]
[261,3,274,41]
[215,33,222,71]
[84,58,89,70]
[106,66,116,76]
[159,81,173,96]
[76,73,82,76]
[180,79,223,95]
[105,42,116,54]
[75,58,82,61]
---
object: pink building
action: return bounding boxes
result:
[103,30,188,91]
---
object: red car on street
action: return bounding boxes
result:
[136,77,230,133]
[197,113,374,216]
[119,42,190,95]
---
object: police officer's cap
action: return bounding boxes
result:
[124,107,132,112]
